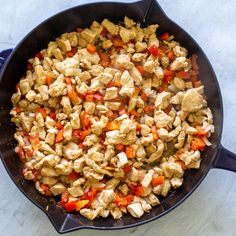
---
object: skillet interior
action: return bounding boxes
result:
[0,0,223,233]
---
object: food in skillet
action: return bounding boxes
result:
[10,17,214,219]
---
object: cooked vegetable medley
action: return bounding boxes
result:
[10,17,214,220]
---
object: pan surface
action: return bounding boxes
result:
[0,0,228,233]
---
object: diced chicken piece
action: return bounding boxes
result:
[174,77,185,91]
[161,179,171,197]
[50,183,66,196]
[158,128,169,140]
[45,116,55,129]
[11,88,21,104]
[19,113,34,132]
[170,57,188,71]
[119,184,129,196]
[80,207,102,220]
[120,118,136,134]
[63,122,72,141]
[143,60,155,73]
[127,202,144,218]
[130,67,142,85]
[182,88,205,112]
[154,110,173,128]
[136,141,146,159]
[19,78,31,95]
[170,177,183,189]
[83,102,95,114]
[55,159,73,175]
[175,131,186,149]
[83,134,99,146]
[110,207,123,219]
[141,170,154,187]
[161,56,169,68]
[140,124,151,137]
[104,145,115,161]
[98,72,113,85]
[49,80,66,97]
[73,157,85,173]
[173,45,187,57]
[104,87,118,100]
[101,19,119,35]
[78,48,100,65]
[104,102,120,111]
[147,193,160,206]
[91,115,108,135]
[155,91,171,109]
[146,140,164,163]
[45,132,55,146]
[116,54,133,70]
[63,142,83,160]
[133,196,152,212]
[25,90,36,102]
[135,42,147,53]
[70,110,81,129]
[41,167,59,177]
[180,150,201,169]
[132,53,147,62]
[105,178,120,190]
[161,162,184,178]
[98,189,115,208]
[124,16,135,28]
[119,27,136,43]
[102,39,113,49]
[58,38,71,52]
[80,28,97,43]
[105,130,121,145]
[68,186,84,197]
[77,82,89,94]
[129,167,140,182]
[117,152,128,168]
[41,177,57,186]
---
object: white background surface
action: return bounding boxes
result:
[0,0,236,235]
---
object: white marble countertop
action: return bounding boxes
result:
[0,0,236,235]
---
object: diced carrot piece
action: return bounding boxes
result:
[196,126,206,137]
[136,65,145,76]
[15,106,21,114]
[151,175,165,187]
[80,111,90,128]
[191,137,206,151]
[126,146,135,158]
[140,93,148,102]
[68,171,80,181]
[17,146,25,161]
[159,32,169,40]
[65,77,72,85]
[76,200,90,211]
[55,121,64,130]
[85,94,94,102]
[65,201,77,212]
[177,71,190,79]
[93,93,103,101]
[116,144,124,151]
[29,135,40,147]
[123,164,132,174]
[72,129,81,138]
[130,110,141,117]
[49,112,56,120]
[80,129,91,141]
[67,85,81,104]
[112,37,124,47]
[151,125,159,140]
[37,108,47,119]
[35,52,44,60]
[46,75,54,86]
[40,184,52,197]
[107,81,115,88]
[115,193,134,207]
[55,130,64,143]
[143,105,155,113]
[167,51,175,60]
[114,79,122,87]
[106,121,120,131]
[134,87,141,96]
[86,44,97,54]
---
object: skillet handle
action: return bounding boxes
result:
[0,49,13,73]
[213,145,236,172]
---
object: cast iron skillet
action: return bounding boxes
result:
[0,0,236,234]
